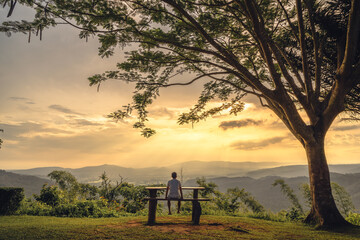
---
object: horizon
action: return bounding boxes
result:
[4,160,281,170]
[4,160,360,171]
[1,6,360,170]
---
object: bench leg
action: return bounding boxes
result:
[148,199,157,225]
[192,201,201,225]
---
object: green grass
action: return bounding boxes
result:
[1,215,360,240]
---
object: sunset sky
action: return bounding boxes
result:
[1,6,360,170]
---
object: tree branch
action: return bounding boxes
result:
[162,0,273,98]
[304,1,322,101]
[339,0,360,79]
[276,0,299,43]
[296,0,313,100]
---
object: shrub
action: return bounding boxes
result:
[53,201,120,217]
[34,184,61,207]
[0,187,25,215]
[19,200,53,216]
[285,207,304,221]
[118,184,148,213]
[20,199,121,218]
[346,212,360,226]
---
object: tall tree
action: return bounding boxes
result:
[1,0,360,227]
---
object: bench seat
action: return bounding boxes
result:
[144,187,209,225]
[144,198,210,201]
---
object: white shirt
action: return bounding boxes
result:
[167,179,181,199]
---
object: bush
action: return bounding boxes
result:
[285,207,304,221]
[19,200,53,216]
[117,184,148,213]
[346,212,360,225]
[20,199,121,218]
[34,184,61,207]
[0,187,25,215]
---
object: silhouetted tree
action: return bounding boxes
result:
[2,0,360,227]
[273,179,304,215]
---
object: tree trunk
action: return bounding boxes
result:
[304,138,351,228]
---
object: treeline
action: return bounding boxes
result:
[1,171,360,225]
[18,171,154,217]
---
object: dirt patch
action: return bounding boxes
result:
[147,222,226,234]
[105,220,142,229]
[103,218,255,235]
[105,218,227,234]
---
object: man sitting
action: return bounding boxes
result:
[165,172,183,215]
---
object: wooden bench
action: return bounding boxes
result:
[145,187,209,225]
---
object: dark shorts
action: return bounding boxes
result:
[168,196,181,200]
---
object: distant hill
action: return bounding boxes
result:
[10,167,71,179]
[9,161,281,184]
[185,173,360,212]
[0,170,51,197]
[9,161,360,185]
[168,160,280,178]
[246,164,360,178]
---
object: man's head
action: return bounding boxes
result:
[171,172,177,179]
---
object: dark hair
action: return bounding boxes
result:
[171,172,177,178]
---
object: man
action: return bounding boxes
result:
[165,172,183,215]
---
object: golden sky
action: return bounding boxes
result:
[1,7,360,170]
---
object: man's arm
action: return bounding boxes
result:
[179,182,183,199]
[165,182,169,199]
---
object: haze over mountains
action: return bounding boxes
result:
[7,161,360,184]
[8,161,281,184]
[2,161,360,211]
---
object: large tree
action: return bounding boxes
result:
[1,0,360,228]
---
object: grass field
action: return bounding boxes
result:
[1,215,360,240]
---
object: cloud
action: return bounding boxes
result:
[9,97,35,105]
[219,119,263,130]
[9,97,30,101]
[333,125,360,131]
[71,119,103,127]
[0,121,133,156]
[1,124,129,154]
[230,136,286,150]
[49,105,82,115]
[0,122,72,141]
[149,107,175,119]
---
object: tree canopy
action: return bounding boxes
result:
[2,0,360,228]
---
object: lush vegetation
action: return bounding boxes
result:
[4,171,360,227]
[1,171,360,239]
[0,187,24,215]
[17,171,151,218]
[1,215,360,240]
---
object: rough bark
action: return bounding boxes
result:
[303,137,351,228]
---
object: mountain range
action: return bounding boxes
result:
[7,161,360,184]
[8,161,281,184]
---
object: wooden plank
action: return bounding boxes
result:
[145,187,167,190]
[145,187,205,190]
[144,198,209,201]
[182,187,205,190]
